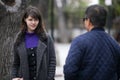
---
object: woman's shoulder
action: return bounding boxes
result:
[46,33,54,43]
[13,31,24,46]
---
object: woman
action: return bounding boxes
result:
[11,6,56,80]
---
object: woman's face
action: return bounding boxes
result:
[25,15,39,33]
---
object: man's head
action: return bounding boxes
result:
[83,5,107,31]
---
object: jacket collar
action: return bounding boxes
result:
[18,39,47,77]
[91,27,105,31]
[36,40,47,75]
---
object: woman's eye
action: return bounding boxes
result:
[28,19,33,21]
[34,19,39,21]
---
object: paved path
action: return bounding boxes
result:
[55,66,64,80]
[54,43,70,80]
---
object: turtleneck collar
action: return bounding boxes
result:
[26,32,35,35]
[25,32,39,48]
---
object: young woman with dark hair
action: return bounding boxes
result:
[11,6,56,80]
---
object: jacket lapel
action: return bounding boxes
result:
[18,42,28,63]
[18,42,29,79]
[36,40,47,75]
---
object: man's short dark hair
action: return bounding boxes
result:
[85,5,107,27]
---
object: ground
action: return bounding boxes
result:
[55,43,70,80]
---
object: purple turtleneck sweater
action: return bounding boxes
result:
[25,32,39,48]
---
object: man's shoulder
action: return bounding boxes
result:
[71,32,89,46]
[73,32,91,41]
[72,32,97,47]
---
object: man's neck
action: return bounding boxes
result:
[88,25,94,31]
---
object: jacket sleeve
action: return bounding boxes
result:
[118,59,120,78]
[11,45,20,78]
[64,38,85,80]
[47,36,56,80]
[117,46,120,78]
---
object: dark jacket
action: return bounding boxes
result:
[64,28,120,80]
[11,32,56,80]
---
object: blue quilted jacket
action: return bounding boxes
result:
[64,28,120,80]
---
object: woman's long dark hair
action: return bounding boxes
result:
[15,6,47,46]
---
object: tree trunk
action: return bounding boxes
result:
[55,0,69,43]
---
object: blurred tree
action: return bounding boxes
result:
[100,0,120,42]
[112,0,120,43]
[99,0,120,28]
[65,0,87,41]
[99,0,120,43]
[55,0,68,43]
[54,0,87,43]
[48,0,54,39]
[112,0,120,17]
[99,0,113,34]
[64,0,87,18]
[29,0,49,21]
[113,16,120,44]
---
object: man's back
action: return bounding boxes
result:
[64,5,120,80]
[64,28,120,80]
[78,29,120,80]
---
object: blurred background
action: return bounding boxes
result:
[0,0,120,80]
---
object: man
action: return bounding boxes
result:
[64,5,120,80]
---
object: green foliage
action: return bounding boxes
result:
[64,0,87,18]
[100,0,120,18]
[99,0,105,5]
[113,0,120,17]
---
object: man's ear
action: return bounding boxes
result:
[88,18,93,27]
[87,18,94,31]
[87,18,91,26]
